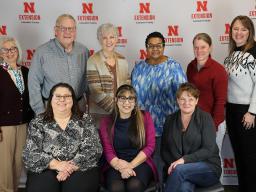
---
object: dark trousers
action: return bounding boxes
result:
[26,167,100,192]
[226,103,256,192]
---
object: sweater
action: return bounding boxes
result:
[0,65,33,125]
[87,51,130,115]
[187,57,228,128]
[224,43,256,114]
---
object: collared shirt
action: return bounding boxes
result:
[23,114,102,173]
[131,57,187,136]
[28,38,89,115]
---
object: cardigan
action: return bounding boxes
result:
[99,111,158,180]
[224,43,256,114]
[0,65,33,125]
[161,107,221,178]
[187,57,228,128]
[87,51,130,115]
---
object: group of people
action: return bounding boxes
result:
[0,12,255,192]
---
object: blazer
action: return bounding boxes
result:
[99,111,158,180]
[161,107,221,178]
[0,65,33,125]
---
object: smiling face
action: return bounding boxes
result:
[51,87,73,115]
[177,91,198,115]
[100,30,118,53]
[54,17,76,50]
[231,19,249,47]
[117,91,136,119]
[146,37,165,60]
[193,39,211,65]
[0,41,19,66]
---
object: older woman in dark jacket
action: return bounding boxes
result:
[161,83,221,192]
[0,36,33,192]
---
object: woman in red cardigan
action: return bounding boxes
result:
[187,33,228,182]
[99,84,157,192]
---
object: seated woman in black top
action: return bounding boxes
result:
[161,83,221,192]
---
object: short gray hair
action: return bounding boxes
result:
[0,36,22,64]
[55,14,76,27]
[97,23,118,43]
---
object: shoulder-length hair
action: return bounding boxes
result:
[43,83,82,122]
[0,36,22,64]
[229,15,255,55]
[108,84,145,149]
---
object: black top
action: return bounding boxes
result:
[113,117,139,161]
[161,107,221,178]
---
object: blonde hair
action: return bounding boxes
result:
[193,33,212,46]
[0,36,22,64]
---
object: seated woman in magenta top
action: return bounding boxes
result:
[99,84,157,192]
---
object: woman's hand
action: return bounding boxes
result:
[168,158,185,175]
[56,170,70,181]
[120,168,136,179]
[242,112,255,130]
[49,159,78,174]
[116,159,132,170]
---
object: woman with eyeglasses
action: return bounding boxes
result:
[0,37,33,192]
[161,83,221,192]
[87,23,130,127]
[23,83,102,192]
[99,84,157,192]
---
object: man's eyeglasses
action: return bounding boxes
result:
[147,43,164,50]
[56,25,76,33]
[0,47,17,54]
[53,94,72,101]
[117,96,136,104]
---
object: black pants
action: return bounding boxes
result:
[226,103,256,192]
[105,162,153,192]
[26,167,100,192]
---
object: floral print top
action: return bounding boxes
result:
[23,114,102,173]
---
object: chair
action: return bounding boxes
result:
[195,182,224,192]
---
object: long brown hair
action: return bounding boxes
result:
[229,15,255,55]
[108,84,145,149]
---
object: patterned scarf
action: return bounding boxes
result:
[0,62,25,94]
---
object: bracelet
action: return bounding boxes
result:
[249,112,256,116]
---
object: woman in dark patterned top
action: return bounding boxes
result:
[224,15,256,192]
[23,83,102,192]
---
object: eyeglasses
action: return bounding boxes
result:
[117,96,136,104]
[56,25,76,33]
[147,43,164,50]
[53,94,72,101]
[0,47,17,54]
